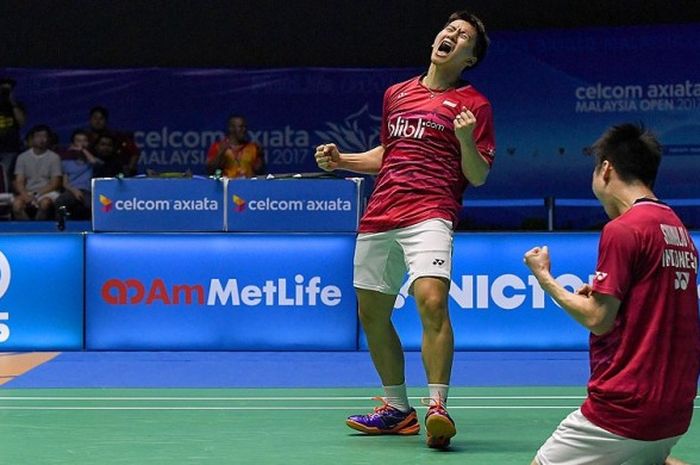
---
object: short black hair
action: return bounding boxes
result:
[71,128,88,143]
[27,124,51,139]
[95,133,116,145]
[446,10,490,69]
[90,106,109,120]
[590,123,662,188]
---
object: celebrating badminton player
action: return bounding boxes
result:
[524,123,699,465]
[315,10,495,448]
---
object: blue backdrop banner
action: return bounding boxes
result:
[226,177,363,232]
[85,233,358,350]
[92,177,225,231]
[360,232,700,351]
[2,24,698,201]
[0,234,84,350]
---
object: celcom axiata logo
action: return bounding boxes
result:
[232,195,246,212]
[99,195,113,212]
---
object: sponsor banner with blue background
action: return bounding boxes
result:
[92,177,225,231]
[0,234,83,350]
[85,233,358,350]
[360,232,700,351]
[3,25,699,201]
[227,178,363,232]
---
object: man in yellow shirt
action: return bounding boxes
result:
[206,115,265,178]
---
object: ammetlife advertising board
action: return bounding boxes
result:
[92,177,225,231]
[85,233,357,350]
[0,234,84,350]
[226,178,363,232]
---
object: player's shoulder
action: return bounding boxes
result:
[385,76,420,96]
[454,81,491,109]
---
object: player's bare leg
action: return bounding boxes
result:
[345,289,420,436]
[414,277,453,383]
[356,288,404,385]
[414,276,456,447]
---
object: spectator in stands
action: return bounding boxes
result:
[0,77,27,193]
[87,106,140,176]
[92,133,123,178]
[206,115,265,178]
[55,129,103,220]
[12,125,62,220]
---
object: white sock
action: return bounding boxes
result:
[428,383,449,404]
[383,383,411,412]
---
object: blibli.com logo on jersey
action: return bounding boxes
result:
[387,115,445,139]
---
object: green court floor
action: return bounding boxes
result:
[1,387,698,464]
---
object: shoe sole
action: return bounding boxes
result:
[346,419,420,435]
[425,414,456,449]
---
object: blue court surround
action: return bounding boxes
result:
[3,351,590,389]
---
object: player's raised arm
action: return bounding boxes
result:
[314,143,384,175]
[523,245,620,335]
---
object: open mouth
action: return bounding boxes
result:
[437,40,454,55]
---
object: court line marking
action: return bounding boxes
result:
[0,395,698,401]
[0,406,699,411]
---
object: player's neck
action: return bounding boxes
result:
[609,185,657,217]
[423,65,461,91]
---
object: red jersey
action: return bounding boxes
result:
[358,76,496,233]
[582,199,700,440]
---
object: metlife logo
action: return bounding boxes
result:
[101,274,343,307]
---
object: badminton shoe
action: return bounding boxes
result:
[346,397,420,435]
[423,397,456,449]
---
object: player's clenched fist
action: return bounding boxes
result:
[454,107,476,140]
[315,143,341,171]
[523,245,551,280]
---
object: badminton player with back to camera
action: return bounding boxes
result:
[315,10,495,448]
[524,123,699,465]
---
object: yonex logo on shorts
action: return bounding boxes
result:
[432,258,445,266]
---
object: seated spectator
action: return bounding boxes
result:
[87,106,139,176]
[12,125,62,220]
[92,133,123,178]
[0,77,27,193]
[55,129,103,220]
[206,115,265,178]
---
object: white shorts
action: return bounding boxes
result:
[37,191,60,202]
[353,218,453,295]
[536,409,681,465]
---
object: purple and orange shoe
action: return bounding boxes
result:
[346,397,420,435]
[423,397,456,449]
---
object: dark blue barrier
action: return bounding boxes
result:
[361,232,700,351]
[0,234,84,350]
[85,233,358,350]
